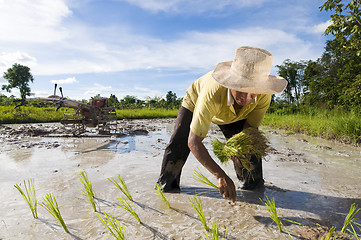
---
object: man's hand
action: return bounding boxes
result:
[217,175,236,202]
[188,130,237,202]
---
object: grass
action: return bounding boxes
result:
[193,167,219,190]
[117,196,141,224]
[40,193,69,233]
[0,105,64,124]
[263,108,361,145]
[116,108,178,119]
[97,212,126,240]
[78,170,99,212]
[0,106,178,124]
[108,175,133,201]
[154,183,171,209]
[14,179,38,218]
[212,128,269,171]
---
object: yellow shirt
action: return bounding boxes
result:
[182,71,272,138]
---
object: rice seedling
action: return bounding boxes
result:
[205,221,219,240]
[212,128,269,172]
[341,203,361,239]
[117,196,141,224]
[193,167,219,190]
[40,193,69,233]
[14,178,38,218]
[260,196,283,232]
[78,170,99,212]
[260,196,301,236]
[322,226,336,240]
[108,175,133,201]
[154,182,171,209]
[189,196,208,231]
[97,212,126,240]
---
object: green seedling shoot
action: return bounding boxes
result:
[40,193,69,233]
[98,212,126,240]
[78,170,99,212]
[154,183,171,209]
[189,196,208,231]
[108,175,133,201]
[117,196,141,224]
[14,179,38,218]
[260,196,301,236]
[342,203,361,239]
[193,167,219,190]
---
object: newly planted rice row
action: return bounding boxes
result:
[14,172,361,239]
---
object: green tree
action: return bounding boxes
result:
[2,63,34,99]
[321,0,361,56]
[276,59,308,104]
[166,91,177,109]
[108,94,119,108]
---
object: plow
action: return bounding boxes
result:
[14,84,119,135]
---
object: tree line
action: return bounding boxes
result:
[274,0,361,112]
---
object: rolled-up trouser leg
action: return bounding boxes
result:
[157,106,193,192]
[217,120,264,190]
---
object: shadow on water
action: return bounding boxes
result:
[180,185,361,232]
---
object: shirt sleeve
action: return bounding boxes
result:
[190,88,220,138]
[246,94,272,127]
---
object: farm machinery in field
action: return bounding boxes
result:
[14,84,119,135]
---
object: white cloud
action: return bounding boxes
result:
[0,0,71,43]
[32,26,320,76]
[83,83,113,97]
[121,0,267,13]
[0,51,37,74]
[313,20,332,34]
[50,77,78,84]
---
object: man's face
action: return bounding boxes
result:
[230,90,258,106]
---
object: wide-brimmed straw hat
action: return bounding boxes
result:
[212,46,288,94]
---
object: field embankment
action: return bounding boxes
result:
[1,105,360,145]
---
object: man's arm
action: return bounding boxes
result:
[188,130,236,202]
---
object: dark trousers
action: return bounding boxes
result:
[157,106,263,192]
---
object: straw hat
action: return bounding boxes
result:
[212,46,288,94]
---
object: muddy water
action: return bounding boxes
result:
[0,120,360,239]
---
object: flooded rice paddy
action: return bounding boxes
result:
[0,119,360,239]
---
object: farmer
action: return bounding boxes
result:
[156,46,288,202]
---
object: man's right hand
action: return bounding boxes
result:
[217,175,236,202]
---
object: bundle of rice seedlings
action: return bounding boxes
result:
[78,170,99,212]
[40,193,69,233]
[117,196,141,224]
[98,212,126,240]
[212,128,269,171]
[108,175,133,201]
[154,183,171,209]
[14,179,38,218]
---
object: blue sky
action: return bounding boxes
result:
[0,0,332,101]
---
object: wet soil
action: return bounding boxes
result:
[0,119,360,239]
